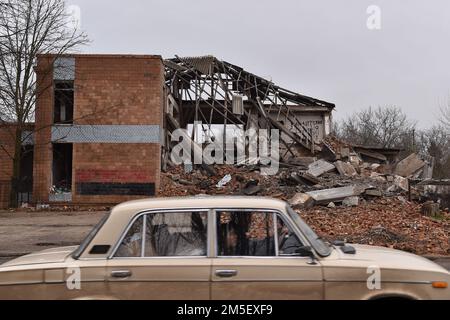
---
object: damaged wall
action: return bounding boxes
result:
[33,54,164,205]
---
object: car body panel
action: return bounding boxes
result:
[211,257,323,300]
[1,246,77,267]
[105,258,211,300]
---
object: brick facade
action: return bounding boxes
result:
[33,54,163,205]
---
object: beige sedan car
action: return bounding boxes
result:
[0,196,448,300]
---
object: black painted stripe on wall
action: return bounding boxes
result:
[76,182,155,196]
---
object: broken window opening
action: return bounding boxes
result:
[51,143,73,201]
[17,145,34,205]
[54,81,74,124]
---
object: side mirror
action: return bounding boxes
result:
[295,246,313,257]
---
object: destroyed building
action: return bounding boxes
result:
[0,54,336,208]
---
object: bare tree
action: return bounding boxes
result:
[439,102,450,134]
[0,0,88,207]
[417,125,450,179]
[337,106,416,149]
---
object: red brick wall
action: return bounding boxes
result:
[33,54,163,205]
[72,55,162,203]
[33,56,54,204]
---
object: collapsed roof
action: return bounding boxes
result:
[163,55,335,161]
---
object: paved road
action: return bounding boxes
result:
[0,210,105,264]
[0,210,449,272]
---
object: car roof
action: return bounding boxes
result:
[111,196,288,216]
[76,196,290,260]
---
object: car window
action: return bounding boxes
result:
[115,211,208,257]
[217,211,275,256]
[144,211,207,257]
[276,215,304,255]
[115,216,144,257]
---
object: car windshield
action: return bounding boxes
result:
[286,206,331,257]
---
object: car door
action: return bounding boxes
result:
[106,209,212,300]
[211,209,324,300]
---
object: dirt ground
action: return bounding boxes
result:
[0,210,448,271]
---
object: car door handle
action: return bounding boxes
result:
[111,270,132,278]
[215,269,238,278]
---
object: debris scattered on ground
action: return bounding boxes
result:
[158,136,450,256]
[216,174,232,188]
[298,197,449,256]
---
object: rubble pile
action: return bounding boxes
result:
[159,137,449,256]
[299,197,449,255]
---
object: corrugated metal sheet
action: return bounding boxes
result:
[51,125,161,144]
[180,56,215,75]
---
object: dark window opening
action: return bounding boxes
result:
[17,145,34,204]
[52,143,73,192]
[54,81,74,124]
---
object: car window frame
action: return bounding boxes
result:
[72,211,111,260]
[212,208,312,259]
[109,208,211,259]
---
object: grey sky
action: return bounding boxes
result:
[68,0,450,128]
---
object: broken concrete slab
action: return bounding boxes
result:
[287,157,317,168]
[296,172,320,185]
[307,160,336,177]
[334,161,357,177]
[394,153,425,177]
[306,185,362,205]
[343,196,359,207]
[340,147,350,159]
[370,172,387,183]
[364,189,382,197]
[394,175,409,191]
[349,154,363,166]
[357,149,387,162]
[289,193,314,209]
[370,163,381,171]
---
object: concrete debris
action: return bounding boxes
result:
[334,161,357,177]
[158,143,448,256]
[242,180,262,195]
[397,196,408,204]
[393,175,409,191]
[364,189,382,197]
[342,196,359,207]
[306,186,360,205]
[370,163,381,171]
[289,193,314,209]
[160,138,441,223]
[394,153,425,177]
[348,154,363,167]
[298,197,449,256]
[307,160,336,177]
[216,174,232,188]
[357,149,387,163]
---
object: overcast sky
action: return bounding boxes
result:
[67,0,450,129]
